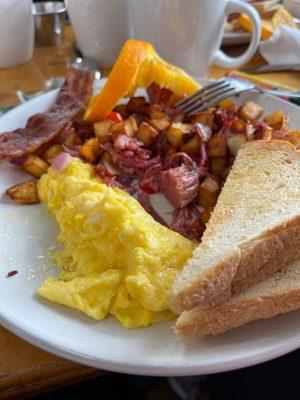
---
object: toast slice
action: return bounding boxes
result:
[175,257,300,338]
[169,140,300,313]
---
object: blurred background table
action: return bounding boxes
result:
[0,24,300,399]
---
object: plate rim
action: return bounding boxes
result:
[0,81,300,376]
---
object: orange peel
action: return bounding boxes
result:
[84,39,200,122]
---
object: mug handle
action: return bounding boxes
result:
[214,0,261,69]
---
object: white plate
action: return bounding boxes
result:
[0,80,300,376]
[222,18,300,46]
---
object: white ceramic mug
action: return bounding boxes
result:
[129,0,261,77]
[66,0,130,68]
[0,0,34,69]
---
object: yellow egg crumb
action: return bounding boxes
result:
[37,158,195,328]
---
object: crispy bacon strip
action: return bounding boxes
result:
[0,67,93,159]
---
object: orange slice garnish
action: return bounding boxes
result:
[84,39,201,122]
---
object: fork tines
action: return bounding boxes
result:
[176,79,238,116]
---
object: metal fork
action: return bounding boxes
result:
[175,77,300,116]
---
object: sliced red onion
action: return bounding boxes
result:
[51,152,72,172]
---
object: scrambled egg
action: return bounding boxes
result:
[38,158,195,328]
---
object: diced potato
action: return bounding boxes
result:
[94,120,112,144]
[149,119,170,131]
[260,126,273,140]
[227,134,247,156]
[166,126,184,147]
[238,101,263,122]
[166,123,193,147]
[127,96,146,114]
[149,106,170,120]
[198,176,220,208]
[285,130,300,149]
[136,122,159,146]
[63,132,82,146]
[127,116,138,133]
[42,144,63,162]
[22,155,49,178]
[210,157,227,174]
[110,121,134,141]
[207,135,227,158]
[231,119,246,134]
[194,112,214,128]
[218,99,237,111]
[6,180,39,205]
[263,109,289,131]
[165,145,177,157]
[80,138,102,162]
[180,135,201,153]
[199,207,213,226]
[113,104,128,119]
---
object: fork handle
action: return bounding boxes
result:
[214,0,261,69]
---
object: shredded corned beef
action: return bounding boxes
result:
[93,163,136,194]
[147,82,173,105]
[102,137,160,177]
[161,153,201,208]
[139,163,162,194]
[137,192,168,227]
[171,206,204,242]
[114,135,144,152]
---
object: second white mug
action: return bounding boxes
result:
[66,0,130,68]
[129,0,261,77]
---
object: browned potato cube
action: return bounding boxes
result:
[113,104,128,119]
[165,145,177,157]
[194,112,214,128]
[136,122,159,146]
[42,144,63,162]
[6,180,39,205]
[127,96,146,114]
[127,116,138,133]
[260,126,273,140]
[63,132,82,146]
[180,135,201,153]
[149,119,170,131]
[149,106,170,120]
[238,101,263,122]
[218,99,237,111]
[285,130,300,149]
[110,121,134,141]
[264,109,289,131]
[210,157,227,174]
[227,134,247,156]
[94,120,112,144]
[231,119,246,134]
[198,176,220,208]
[22,155,49,178]
[199,207,213,226]
[80,138,102,162]
[207,135,227,158]
[166,123,193,147]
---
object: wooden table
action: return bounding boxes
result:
[0,25,300,399]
